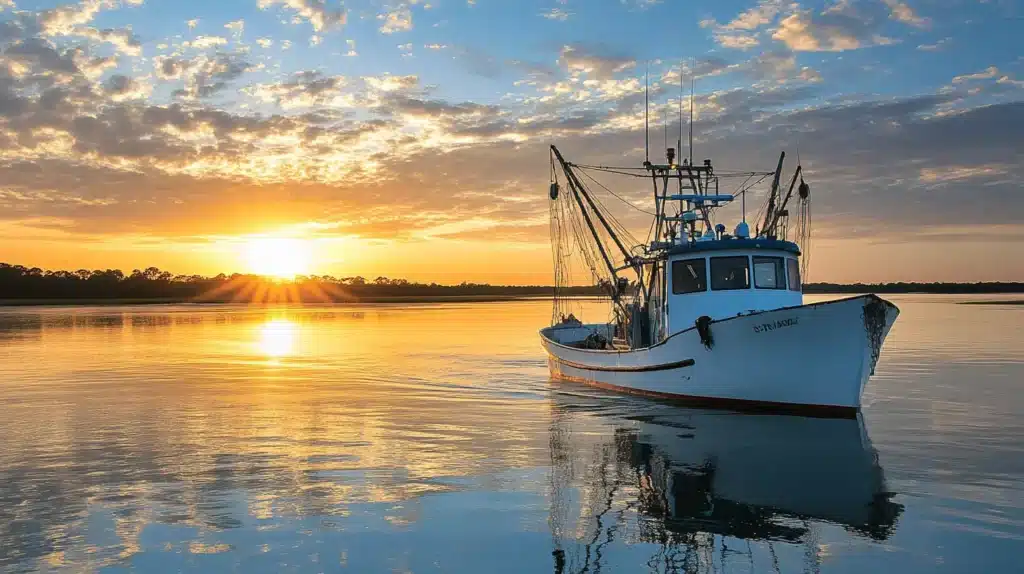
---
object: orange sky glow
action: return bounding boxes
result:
[1,0,1022,285]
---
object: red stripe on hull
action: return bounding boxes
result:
[552,372,858,419]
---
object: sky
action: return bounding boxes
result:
[0,0,1021,284]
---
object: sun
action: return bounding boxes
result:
[244,237,311,279]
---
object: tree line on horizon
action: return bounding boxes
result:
[1,263,1021,300]
[0,263,599,300]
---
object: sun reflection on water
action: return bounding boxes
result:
[257,319,297,358]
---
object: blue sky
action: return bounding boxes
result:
[0,0,1021,282]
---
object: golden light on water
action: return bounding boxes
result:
[244,237,311,279]
[258,319,297,358]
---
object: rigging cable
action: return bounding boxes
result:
[577,168,657,217]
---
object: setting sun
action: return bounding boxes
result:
[245,237,311,279]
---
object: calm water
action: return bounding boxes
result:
[0,296,1022,573]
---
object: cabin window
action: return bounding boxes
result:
[787,259,802,291]
[672,259,707,294]
[710,256,750,291]
[753,257,786,290]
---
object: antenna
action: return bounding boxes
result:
[688,61,695,166]
[644,63,649,165]
[677,61,683,159]
[663,99,668,151]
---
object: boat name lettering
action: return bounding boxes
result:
[753,317,799,333]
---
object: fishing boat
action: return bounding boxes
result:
[540,142,899,417]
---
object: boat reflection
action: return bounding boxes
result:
[548,390,903,573]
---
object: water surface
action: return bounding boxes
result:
[1,295,1022,572]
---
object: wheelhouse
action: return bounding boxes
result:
[658,239,802,338]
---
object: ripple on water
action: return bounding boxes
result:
[0,298,1022,572]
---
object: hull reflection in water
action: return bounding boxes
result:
[548,389,903,573]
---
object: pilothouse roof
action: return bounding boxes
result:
[666,238,801,257]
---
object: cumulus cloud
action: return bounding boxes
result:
[700,0,783,50]
[172,52,253,99]
[558,44,635,80]
[37,0,114,37]
[699,0,932,53]
[154,56,191,79]
[257,0,346,32]
[364,74,418,93]
[772,1,895,52]
[75,26,142,55]
[246,70,348,108]
[883,0,928,28]
[379,6,413,34]
[103,73,151,100]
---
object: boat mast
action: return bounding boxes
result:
[766,164,803,239]
[759,151,786,237]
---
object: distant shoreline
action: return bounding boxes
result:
[2,293,1023,307]
[0,294,573,307]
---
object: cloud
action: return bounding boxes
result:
[997,75,1024,89]
[917,37,949,51]
[186,35,228,49]
[3,37,81,79]
[364,74,419,93]
[75,26,142,56]
[224,19,244,41]
[257,0,346,32]
[620,0,661,9]
[701,0,783,50]
[772,1,896,52]
[883,0,928,28]
[379,6,413,34]
[559,44,636,80]
[541,8,572,21]
[172,52,253,99]
[37,0,114,37]
[246,70,348,109]
[919,164,1008,184]
[716,34,760,49]
[154,56,191,79]
[952,66,999,84]
[103,73,151,100]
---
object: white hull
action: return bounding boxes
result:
[541,294,899,416]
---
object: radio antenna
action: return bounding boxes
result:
[688,60,695,166]
[677,61,683,161]
[663,98,668,151]
[644,63,650,165]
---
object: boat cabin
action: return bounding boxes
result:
[648,238,802,342]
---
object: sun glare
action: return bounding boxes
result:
[245,237,311,279]
[258,319,297,358]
